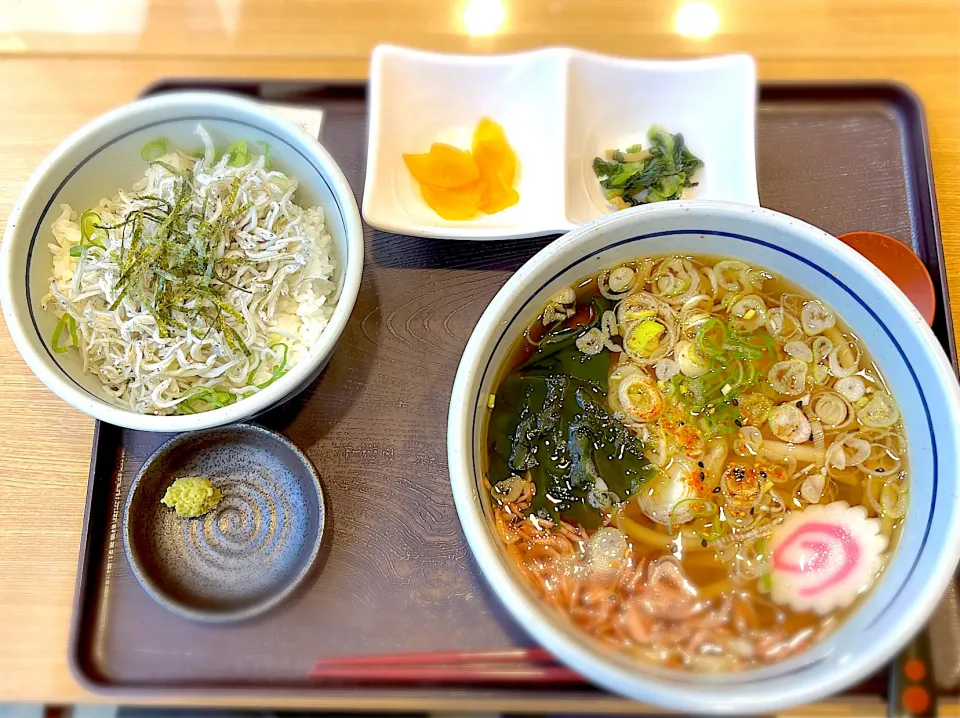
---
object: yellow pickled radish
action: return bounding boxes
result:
[420,182,484,220]
[402,143,480,189]
[403,118,519,219]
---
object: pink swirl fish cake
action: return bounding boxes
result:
[768,501,889,615]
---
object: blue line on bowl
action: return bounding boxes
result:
[25,114,344,399]
[470,227,936,653]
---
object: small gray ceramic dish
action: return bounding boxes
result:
[123,424,325,623]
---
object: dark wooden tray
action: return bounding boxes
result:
[68,80,955,710]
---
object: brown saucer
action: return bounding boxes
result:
[839,231,936,326]
[123,424,325,623]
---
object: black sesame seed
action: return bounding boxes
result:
[701,539,708,548]
[735,419,743,427]
[759,471,767,479]
[699,472,706,480]
[877,468,885,473]
[713,486,722,493]
[749,507,755,515]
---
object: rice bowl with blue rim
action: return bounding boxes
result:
[0,91,363,432]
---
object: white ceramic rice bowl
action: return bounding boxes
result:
[0,91,363,432]
[447,200,960,713]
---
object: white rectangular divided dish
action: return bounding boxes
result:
[363,45,758,241]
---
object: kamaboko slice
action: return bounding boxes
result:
[767,501,888,615]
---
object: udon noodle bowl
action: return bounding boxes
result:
[483,255,907,672]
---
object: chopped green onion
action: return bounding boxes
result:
[175,386,237,414]
[51,313,78,353]
[757,538,773,592]
[255,342,289,389]
[80,210,100,242]
[721,292,741,311]
[695,318,727,358]
[624,320,665,357]
[273,342,288,369]
[695,526,726,543]
[256,140,272,168]
[245,357,263,385]
[667,498,717,536]
[141,138,167,162]
[678,317,778,437]
[225,140,251,167]
[69,210,106,256]
[149,160,182,176]
[269,175,296,193]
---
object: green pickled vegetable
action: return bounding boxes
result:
[592,125,704,208]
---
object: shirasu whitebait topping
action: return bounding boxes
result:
[42,125,338,415]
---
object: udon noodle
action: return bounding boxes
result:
[484,255,907,672]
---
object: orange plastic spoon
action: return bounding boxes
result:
[838,231,936,326]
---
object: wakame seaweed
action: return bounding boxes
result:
[488,299,654,528]
[520,298,612,386]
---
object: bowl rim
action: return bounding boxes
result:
[0,90,363,432]
[447,199,960,712]
[121,423,326,623]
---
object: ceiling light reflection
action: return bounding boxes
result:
[674,1,720,39]
[463,0,506,37]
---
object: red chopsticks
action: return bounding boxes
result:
[309,647,584,684]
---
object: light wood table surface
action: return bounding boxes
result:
[0,1,958,713]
